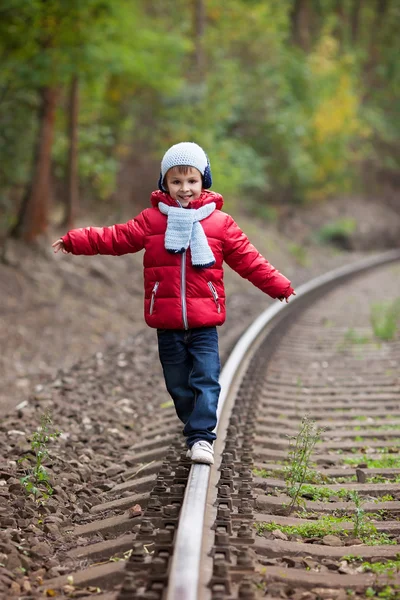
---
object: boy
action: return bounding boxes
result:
[53,142,295,465]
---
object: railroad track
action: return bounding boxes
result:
[40,250,400,600]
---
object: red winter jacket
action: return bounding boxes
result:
[62,190,294,330]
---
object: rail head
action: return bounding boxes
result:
[165,248,400,600]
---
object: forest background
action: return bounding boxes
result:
[0,0,399,243]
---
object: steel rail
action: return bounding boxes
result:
[165,248,400,600]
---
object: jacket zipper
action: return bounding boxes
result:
[149,281,159,315]
[174,199,189,330]
[208,281,221,313]
[181,253,188,329]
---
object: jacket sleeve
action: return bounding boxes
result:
[223,215,294,299]
[61,211,148,256]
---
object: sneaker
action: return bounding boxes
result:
[190,441,214,465]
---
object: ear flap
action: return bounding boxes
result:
[158,173,167,192]
[203,159,212,189]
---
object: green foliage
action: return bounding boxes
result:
[1,0,400,219]
[255,514,395,546]
[19,411,61,503]
[315,218,357,246]
[288,243,309,266]
[370,300,400,342]
[364,586,400,600]
[343,456,400,469]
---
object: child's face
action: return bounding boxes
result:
[164,167,203,207]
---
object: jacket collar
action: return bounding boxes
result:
[150,189,224,211]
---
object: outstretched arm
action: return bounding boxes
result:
[52,212,149,256]
[223,215,295,300]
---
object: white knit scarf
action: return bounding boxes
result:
[158,202,216,268]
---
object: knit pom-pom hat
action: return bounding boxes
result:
[158,142,212,192]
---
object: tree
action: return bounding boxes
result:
[64,75,79,229]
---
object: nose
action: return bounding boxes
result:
[181,180,190,191]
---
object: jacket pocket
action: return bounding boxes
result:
[149,281,160,315]
[207,281,221,313]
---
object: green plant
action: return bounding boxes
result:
[288,243,308,266]
[377,495,395,503]
[255,515,348,538]
[255,516,395,546]
[284,415,324,514]
[370,300,400,341]
[349,490,365,538]
[19,411,61,503]
[315,218,357,247]
[343,327,371,344]
[343,456,400,469]
[364,586,400,599]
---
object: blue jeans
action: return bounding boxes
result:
[157,327,221,448]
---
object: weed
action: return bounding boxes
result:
[315,218,357,246]
[343,456,400,469]
[356,558,400,576]
[296,484,353,502]
[367,476,400,484]
[376,495,395,503]
[344,328,371,344]
[370,299,400,341]
[255,516,396,545]
[253,468,274,479]
[364,585,400,599]
[288,243,308,266]
[284,416,324,514]
[255,515,347,538]
[19,411,61,503]
[349,490,365,538]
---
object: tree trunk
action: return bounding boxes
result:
[12,86,57,241]
[64,75,79,229]
[350,0,362,43]
[291,0,311,51]
[192,0,206,79]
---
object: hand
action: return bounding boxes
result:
[52,239,69,254]
[278,291,296,303]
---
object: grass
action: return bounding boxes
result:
[255,513,396,546]
[295,483,355,502]
[343,456,400,469]
[253,466,328,485]
[343,327,371,345]
[315,217,357,246]
[364,586,400,599]
[370,299,400,341]
[366,475,400,484]
[287,243,309,266]
[343,556,400,576]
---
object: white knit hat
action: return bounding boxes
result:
[158,142,212,191]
